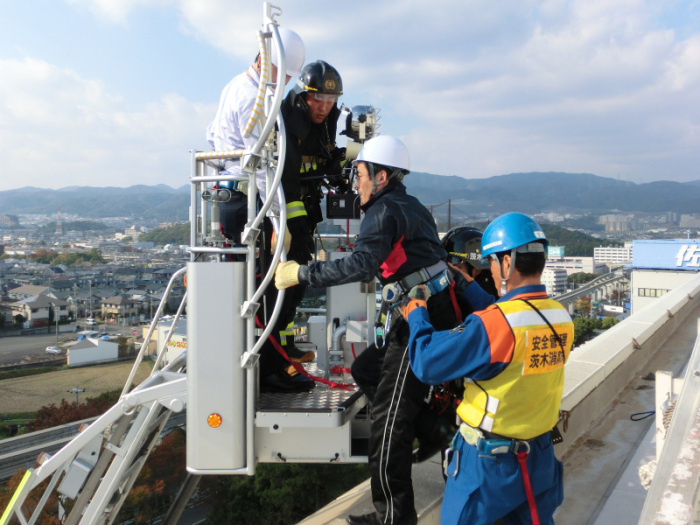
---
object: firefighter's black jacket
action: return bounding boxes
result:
[280,88,341,222]
[299,182,447,287]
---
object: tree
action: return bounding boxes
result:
[138,223,190,246]
[201,463,370,524]
[573,296,592,316]
[573,317,601,346]
[27,391,120,432]
[116,429,188,524]
[601,317,619,329]
[568,272,598,286]
[14,314,25,327]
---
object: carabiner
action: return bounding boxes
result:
[443,447,459,478]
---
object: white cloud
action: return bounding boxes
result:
[0,57,212,190]
[66,0,174,25]
[2,0,699,192]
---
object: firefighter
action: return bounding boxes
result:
[254,60,346,392]
[442,226,498,299]
[410,226,500,464]
[403,212,574,525]
[276,135,461,525]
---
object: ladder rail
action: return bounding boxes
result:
[121,266,187,398]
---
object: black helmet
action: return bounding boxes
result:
[442,227,490,270]
[297,60,343,95]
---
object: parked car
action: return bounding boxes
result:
[45,346,62,354]
[86,318,97,326]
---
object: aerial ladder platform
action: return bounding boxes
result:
[1,4,381,523]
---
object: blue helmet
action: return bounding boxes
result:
[481,212,548,258]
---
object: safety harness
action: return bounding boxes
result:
[374,260,451,347]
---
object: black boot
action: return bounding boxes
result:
[346,512,383,525]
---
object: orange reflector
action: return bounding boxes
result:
[183,273,187,287]
[207,413,222,428]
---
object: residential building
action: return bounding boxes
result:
[541,267,568,296]
[100,294,139,324]
[594,242,634,265]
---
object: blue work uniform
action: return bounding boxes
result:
[407,283,573,525]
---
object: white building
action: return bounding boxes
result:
[68,337,119,367]
[630,239,700,312]
[541,267,568,296]
[545,256,608,276]
[153,317,187,366]
[594,243,633,265]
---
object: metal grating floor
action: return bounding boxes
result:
[258,363,362,412]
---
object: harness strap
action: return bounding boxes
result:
[448,281,462,322]
[516,449,542,525]
[398,260,448,291]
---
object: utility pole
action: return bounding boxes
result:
[447,199,452,231]
[51,303,59,346]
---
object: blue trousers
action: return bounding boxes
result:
[441,432,563,525]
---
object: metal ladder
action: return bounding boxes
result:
[0,4,292,522]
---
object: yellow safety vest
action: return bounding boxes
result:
[457,295,574,440]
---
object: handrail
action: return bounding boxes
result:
[120,267,187,397]
[638,319,700,524]
[151,290,188,373]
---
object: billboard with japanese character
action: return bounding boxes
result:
[633,239,700,271]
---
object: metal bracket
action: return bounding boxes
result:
[241,153,262,175]
[241,300,260,318]
[201,188,231,202]
[241,351,261,369]
[242,225,260,246]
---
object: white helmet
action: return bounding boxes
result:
[271,28,305,77]
[356,135,410,172]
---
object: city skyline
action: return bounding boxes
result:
[0,1,699,192]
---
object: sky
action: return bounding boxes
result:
[0,0,699,192]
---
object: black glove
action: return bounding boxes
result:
[325,147,347,189]
[287,215,314,263]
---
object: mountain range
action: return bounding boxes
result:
[0,172,698,220]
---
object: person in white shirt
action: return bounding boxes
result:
[206,28,314,392]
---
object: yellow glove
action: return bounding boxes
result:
[271,225,291,254]
[275,261,301,289]
[400,284,430,318]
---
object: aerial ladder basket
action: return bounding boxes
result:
[1,4,377,523]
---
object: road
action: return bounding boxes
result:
[0,333,75,367]
[0,324,139,367]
